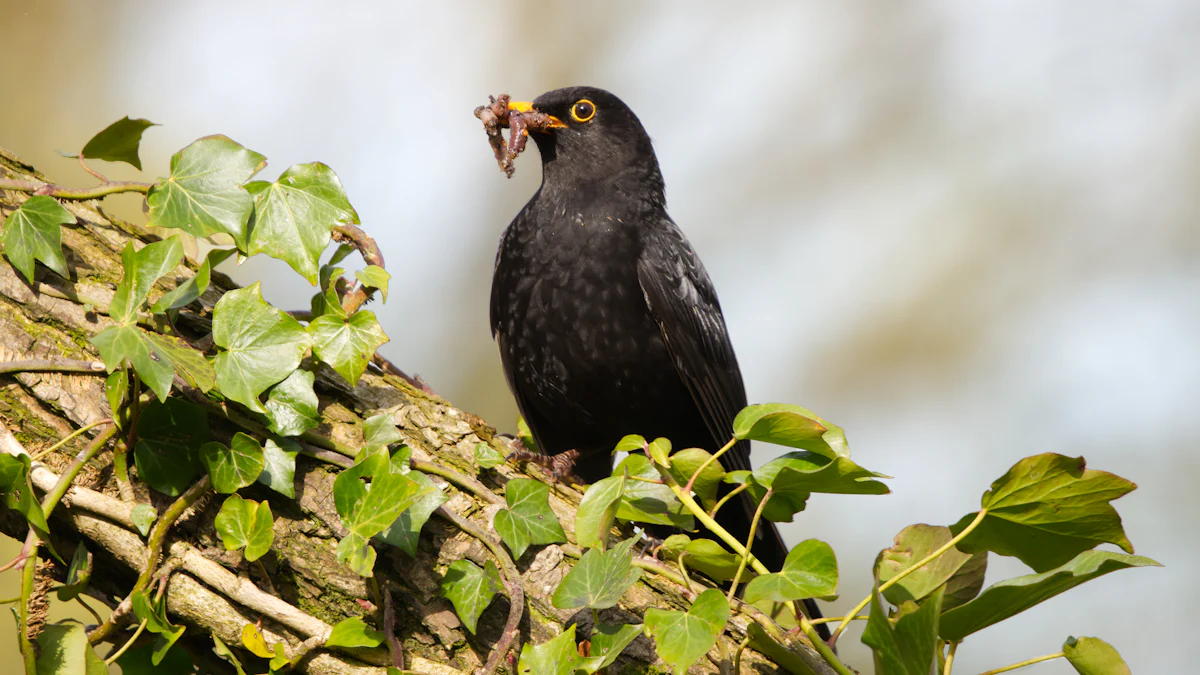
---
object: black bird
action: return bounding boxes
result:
[490,86,826,635]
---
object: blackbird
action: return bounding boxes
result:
[490,86,827,635]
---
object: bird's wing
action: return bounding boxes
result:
[637,221,752,473]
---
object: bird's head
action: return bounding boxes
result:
[508,86,663,199]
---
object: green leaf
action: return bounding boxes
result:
[494,478,567,559]
[666,448,725,508]
[328,243,355,265]
[732,403,847,459]
[2,195,72,282]
[325,616,385,649]
[109,237,184,324]
[151,247,236,314]
[258,438,299,499]
[575,475,625,550]
[143,331,216,393]
[356,265,390,302]
[246,162,358,284]
[953,453,1138,572]
[611,453,693,529]
[80,116,157,169]
[612,434,646,454]
[0,453,48,533]
[264,368,319,437]
[90,325,178,402]
[114,641,195,675]
[363,412,402,449]
[577,623,643,674]
[516,624,580,675]
[55,542,92,601]
[133,397,207,496]
[440,559,503,634]
[474,441,506,469]
[646,437,671,466]
[876,524,986,611]
[270,641,289,672]
[336,532,377,577]
[1063,636,1131,675]
[131,589,186,665]
[552,537,642,610]
[310,265,347,319]
[214,494,274,561]
[660,535,753,583]
[146,135,265,247]
[743,539,838,604]
[376,468,447,556]
[212,283,311,413]
[861,585,943,675]
[104,371,128,423]
[338,460,434,540]
[201,432,265,493]
[131,503,157,537]
[938,550,1160,641]
[643,588,730,675]
[35,622,107,675]
[211,634,248,675]
[309,310,389,387]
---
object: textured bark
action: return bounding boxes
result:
[0,147,835,675]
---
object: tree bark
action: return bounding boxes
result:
[0,147,834,675]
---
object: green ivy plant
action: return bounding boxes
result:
[0,117,1155,675]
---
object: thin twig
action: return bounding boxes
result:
[78,154,107,182]
[410,458,504,506]
[331,224,386,315]
[0,177,151,200]
[0,358,107,375]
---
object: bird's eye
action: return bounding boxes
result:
[571,99,596,123]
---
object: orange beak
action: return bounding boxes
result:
[507,101,567,129]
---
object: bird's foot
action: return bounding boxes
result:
[504,442,583,485]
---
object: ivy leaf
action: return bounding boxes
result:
[952,453,1138,572]
[666,448,725,508]
[55,542,92,601]
[440,559,503,634]
[363,412,402,450]
[211,634,248,675]
[309,309,389,387]
[577,623,643,674]
[516,624,580,675]
[310,265,347,319]
[151,247,236,314]
[109,237,184,324]
[80,116,158,169]
[646,437,671,466]
[552,537,642,610]
[938,550,1160,641]
[90,325,179,403]
[146,135,265,248]
[144,331,215,393]
[257,438,299,499]
[612,434,646,454]
[33,622,107,675]
[355,265,390,303]
[733,403,848,459]
[241,623,274,658]
[104,371,128,423]
[575,475,625,551]
[660,535,752,583]
[336,532,377,577]
[493,478,566,560]
[246,162,359,284]
[0,453,48,533]
[743,539,838,604]
[643,588,730,675]
[325,616,385,649]
[336,460,433,541]
[214,494,274,561]
[611,453,692,529]
[1063,636,1131,675]
[133,398,207,496]
[861,585,943,675]
[114,641,194,675]
[474,442,506,469]
[264,369,319,437]
[212,283,310,413]
[131,589,186,665]
[376,468,447,556]
[131,504,157,537]
[1,194,72,282]
[200,432,265,493]
[876,524,986,611]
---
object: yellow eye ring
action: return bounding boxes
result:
[571,99,596,123]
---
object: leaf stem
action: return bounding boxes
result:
[808,615,867,625]
[30,418,113,462]
[0,178,152,200]
[708,482,748,519]
[684,435,737,494]
[944,640,958,675]
[976,652,1065,675]
[726,488,771,604]
[829,508,989,645]
[103,618,148,665]
[18,551,38,674]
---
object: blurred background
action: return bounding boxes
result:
[2,1,1196,672]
